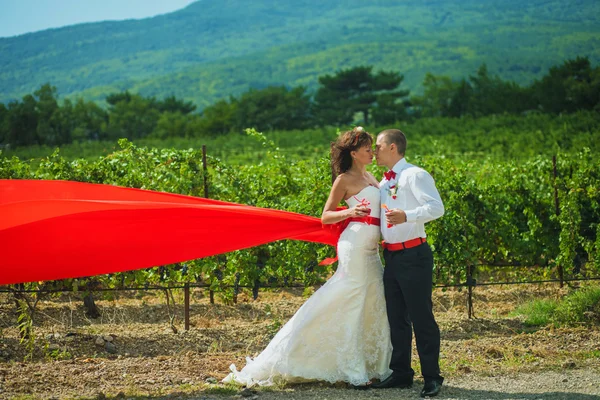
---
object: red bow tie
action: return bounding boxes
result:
[384,170,397,181]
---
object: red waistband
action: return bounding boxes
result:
[382,237,426,251]
[347,216,380,226]
[319,216,381,266]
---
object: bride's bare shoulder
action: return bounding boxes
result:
[335,172,351,183]
[366,172,380,188]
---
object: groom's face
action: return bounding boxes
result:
[375,134,391,166]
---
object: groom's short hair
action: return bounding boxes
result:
[379,129,406,155]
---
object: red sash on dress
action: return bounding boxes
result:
[319,215,381,266]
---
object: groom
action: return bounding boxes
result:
[372,129,445,397]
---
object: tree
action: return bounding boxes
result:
[313,66,409,126]
[107,91,197,115]
[447,79,473,118]
[234,86,313,131]
[532,56,600,113]
[371,92,410,125]
[151,112,198,139]
[70,98,109,141]
[195,85,313,135]
[197,99,237,135]
[468,64,531,116]
[371,71,411,125]
[106,94,160,139]
[33,84,69,145]
[158,95,197,115]
[6,95,38,146]
[0,103,7,145]
[106,91,134,106]
[411,73,460,118]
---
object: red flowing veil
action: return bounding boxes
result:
[0,180,339,285]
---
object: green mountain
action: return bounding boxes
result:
[1,0,599,108]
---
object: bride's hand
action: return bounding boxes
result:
[349,205,370,218]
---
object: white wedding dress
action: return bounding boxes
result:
[223,185,392,387]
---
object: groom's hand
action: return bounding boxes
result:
[385,209,407,225]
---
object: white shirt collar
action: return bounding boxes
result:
[391,158,408,174]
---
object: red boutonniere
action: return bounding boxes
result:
[387,185,398,200]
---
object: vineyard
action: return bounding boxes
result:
[1,112,600,398]
[1,115,599,302]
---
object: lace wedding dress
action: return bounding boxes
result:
[223,185,392,387]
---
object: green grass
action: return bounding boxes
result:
[553,286,600,326]
[513,286,600,327]
[582,349,600,359]
[203,383,239,395]
[513,299,558,326]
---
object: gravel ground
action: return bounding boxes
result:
[1,357,598,399]
[221,367,600,400]
[1,285,599,400]
[240,369,600,400]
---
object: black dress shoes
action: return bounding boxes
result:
[350,383,371,390]
[370,375,413,389]
[420,380,442,397]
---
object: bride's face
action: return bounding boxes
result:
[352,145,374,166]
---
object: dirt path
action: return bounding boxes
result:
[2,360,599,399]
[244,369,600,400]
[1,285,599,399]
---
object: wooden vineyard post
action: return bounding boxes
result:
[184,282,190,331]
[553,155,564,288]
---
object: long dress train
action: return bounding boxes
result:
[223,185,392,386]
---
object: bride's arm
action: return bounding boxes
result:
[321,175,368,224]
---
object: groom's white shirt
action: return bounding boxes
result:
[380,158,444,244]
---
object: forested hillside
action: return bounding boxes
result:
[1,0,599,107]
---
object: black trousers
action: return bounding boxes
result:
[383,242,443,383]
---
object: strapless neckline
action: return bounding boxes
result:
[345,185,378,202]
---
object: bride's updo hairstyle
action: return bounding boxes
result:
[331,126,373,175]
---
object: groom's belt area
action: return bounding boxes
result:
[347,216,380,226]
[382,237,426,251]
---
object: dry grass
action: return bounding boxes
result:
[0,283,599,399]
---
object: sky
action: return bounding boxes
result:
[0,0,198,38]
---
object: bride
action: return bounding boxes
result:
[223,127,392,387]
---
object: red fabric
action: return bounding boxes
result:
[320,206,350,240]
[0,179,340,285]
[318,214,381,266]
[384,170,396,181]
[348,216,380,226]
[382,237,426,251]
